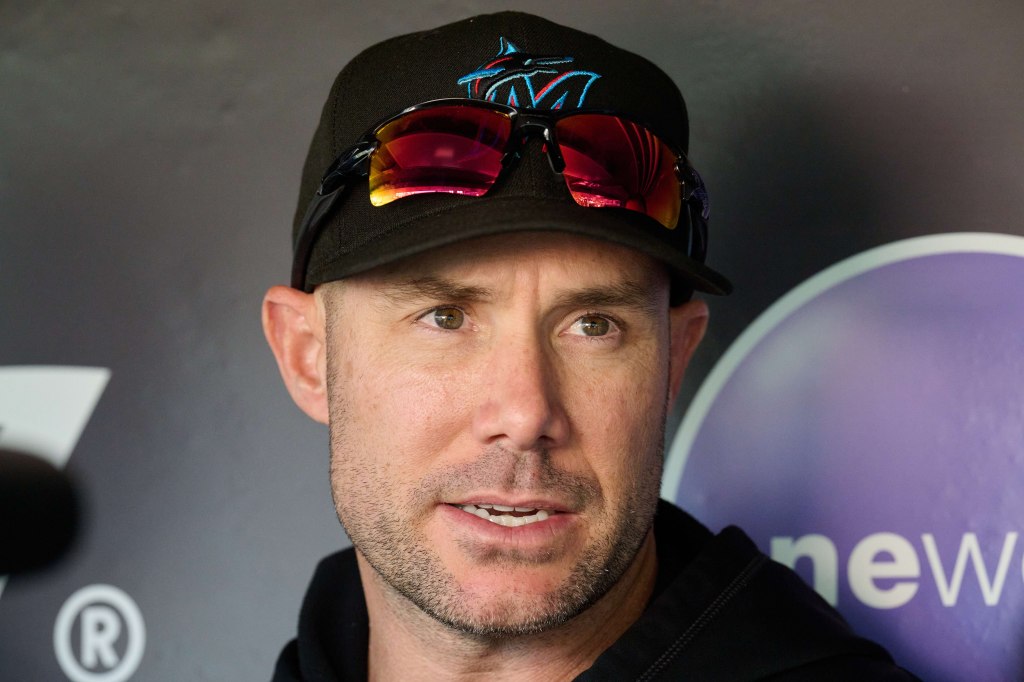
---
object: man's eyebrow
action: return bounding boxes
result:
[377,276,494,305]
[554,281,661,316]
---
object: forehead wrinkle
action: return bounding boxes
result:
[377,275,494,306]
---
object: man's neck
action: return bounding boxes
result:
[357,532,659,682]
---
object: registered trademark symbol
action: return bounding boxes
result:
[53,584,145,682]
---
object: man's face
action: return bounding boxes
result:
[320,232,685,635]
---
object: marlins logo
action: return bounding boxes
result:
[458,38,601,110]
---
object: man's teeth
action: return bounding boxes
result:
[457,504,551,527]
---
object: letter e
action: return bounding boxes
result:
[848,532,920,609]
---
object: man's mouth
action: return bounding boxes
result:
[453,503,554,527]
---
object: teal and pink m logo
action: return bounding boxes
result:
[458,38,601,109]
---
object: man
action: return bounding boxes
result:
[263,11,918,681]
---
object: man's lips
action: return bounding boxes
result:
[443,498,572,528]
[453,503,554,527]
[436,500,579,557]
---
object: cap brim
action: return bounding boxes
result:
[306,194,733,298]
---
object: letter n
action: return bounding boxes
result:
[771,535,838,605]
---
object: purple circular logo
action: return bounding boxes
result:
[665,233,1024,681]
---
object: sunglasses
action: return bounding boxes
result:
[291,98,710,290]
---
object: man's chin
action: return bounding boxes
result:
[402,553,629,637]
[417,585,594,637]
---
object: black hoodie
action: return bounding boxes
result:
[272,501,920,681]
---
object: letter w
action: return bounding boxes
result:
[921,532,1018,606]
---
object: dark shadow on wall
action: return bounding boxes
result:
[669,65,1020,433]
[670,80,889,435]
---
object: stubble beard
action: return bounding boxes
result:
[326,409,665,638]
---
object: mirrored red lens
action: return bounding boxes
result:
[369,105,512,206]
[556,114,680,229]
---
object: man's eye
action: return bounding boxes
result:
[572,314,613,337]
[424,307,465,330]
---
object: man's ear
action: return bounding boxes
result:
[262,285,329,424]
[667,299,709,409]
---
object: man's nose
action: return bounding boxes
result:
[471,331,570,451]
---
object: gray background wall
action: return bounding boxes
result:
[2,1,1022,679]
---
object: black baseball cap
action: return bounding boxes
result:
[292,11,732,301]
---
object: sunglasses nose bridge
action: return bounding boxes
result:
[514,118,565,174]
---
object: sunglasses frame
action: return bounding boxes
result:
[291,98,710,291]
